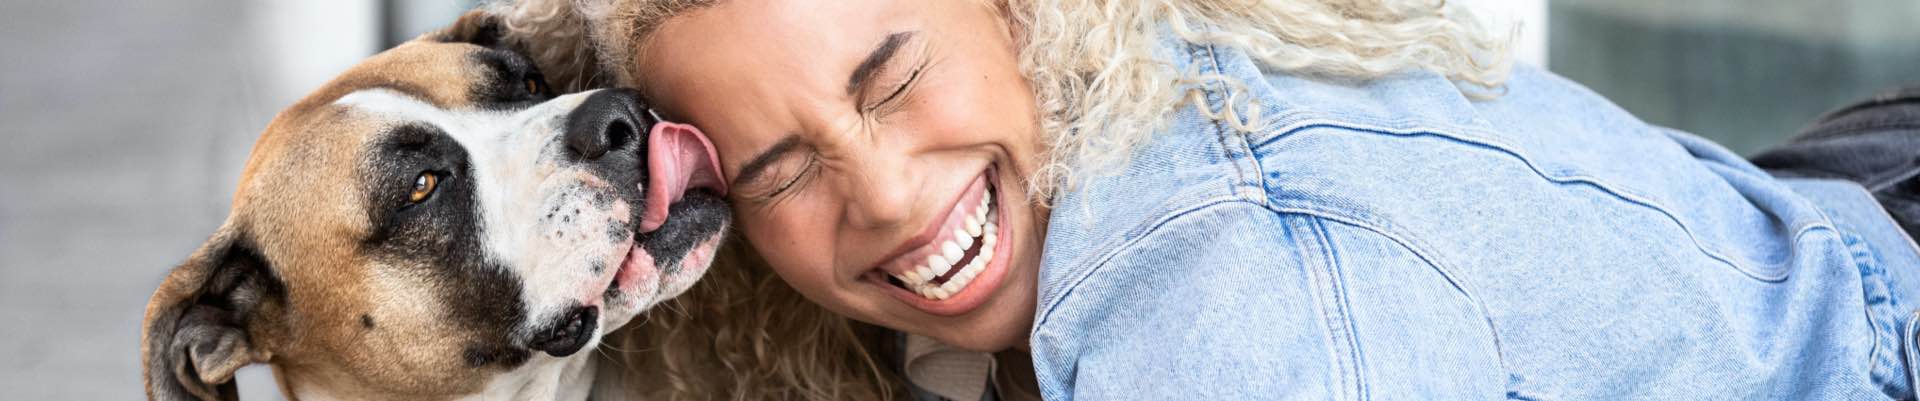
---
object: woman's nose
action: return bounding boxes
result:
[841,153,916,230]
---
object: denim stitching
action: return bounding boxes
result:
[1840,182,1920,263]
[1906,309,1920,398]
[1309,217,1370,401]
[1033,197,1260,329]
[1031,197,1512,397]
[1267,199,1513,374]
[1292,216,1356,400]
[1189,40,1267,204]
[1250,118,1824,282]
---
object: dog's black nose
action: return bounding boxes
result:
[527,306,598,357]
[564,89,652,161]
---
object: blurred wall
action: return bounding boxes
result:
[0,2,377,399]
[1552,0,1920,154]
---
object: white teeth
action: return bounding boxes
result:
[953,229,974,250]
[941,241,963,263]
[926,254,949,274]
[896,183,1008,301]
[901,270,924,284]
[961,260,982,281]
[940,279,962,294]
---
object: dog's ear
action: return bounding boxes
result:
[439,9,506,47]
[141,225,281,401]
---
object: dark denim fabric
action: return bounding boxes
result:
[1754,85,1920,238]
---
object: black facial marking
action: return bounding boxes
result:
[468,47,552,110]
[360,314,375,329]
[463,345,531,369]
[360,123,529,370]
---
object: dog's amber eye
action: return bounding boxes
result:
[524,78,541,96]
[409,172,438,203]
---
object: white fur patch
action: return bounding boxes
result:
[333,88,630,343]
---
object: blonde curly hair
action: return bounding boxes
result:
[489,0,1510,399]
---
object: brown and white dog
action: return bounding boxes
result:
[139,12,729,401]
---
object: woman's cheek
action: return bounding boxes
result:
[741,202,841,293]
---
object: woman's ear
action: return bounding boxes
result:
[141,224,282,401]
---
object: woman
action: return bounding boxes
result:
[499,0,1920,399]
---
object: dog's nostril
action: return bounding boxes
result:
[605,119,635,153]
[564,89,648,162]
[527,306,598,357]
[566,119,612,161]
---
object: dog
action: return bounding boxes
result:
[139,12,730,401]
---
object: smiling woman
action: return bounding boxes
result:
[496,0,1920,400]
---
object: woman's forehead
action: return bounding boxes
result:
[637,1,925,145]
[644,0,910,74]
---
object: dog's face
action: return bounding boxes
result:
[140,13,729,401]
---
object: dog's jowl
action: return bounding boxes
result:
[140,11,728,401]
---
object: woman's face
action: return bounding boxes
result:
[638,0,1044,351]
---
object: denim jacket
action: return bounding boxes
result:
[1029,37,1920,400]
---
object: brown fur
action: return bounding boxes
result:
[143,19,532,401]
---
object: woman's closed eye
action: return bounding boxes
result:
[758,153,818,203]
[856,32,931,115]
[864,61,925,113]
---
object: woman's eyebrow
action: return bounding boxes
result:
[846,31,916,96]
[733,135,805,189]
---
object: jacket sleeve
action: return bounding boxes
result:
[1028,201,1506,401]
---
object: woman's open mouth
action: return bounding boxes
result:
[891,185,996,299]
[868,169,1012,315]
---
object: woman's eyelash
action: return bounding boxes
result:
[765,154,818,199]
[869,63,925,110]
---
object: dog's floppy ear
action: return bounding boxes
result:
[439,9,506,47]
[141,224,282,401]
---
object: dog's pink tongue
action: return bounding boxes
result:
[642,122,726,233]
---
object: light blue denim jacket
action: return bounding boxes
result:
[1029,36,1920,400]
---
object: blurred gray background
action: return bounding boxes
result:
[0,1,1913,400]
[1552,0,1920,154]
[0,1,472,399]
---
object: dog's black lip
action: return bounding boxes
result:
[527,306,598,357]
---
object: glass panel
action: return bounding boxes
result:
[1549,0,1920,154]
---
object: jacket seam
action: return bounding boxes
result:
[1269,200,1513,378]
[1840,182,1920,260]
[1032,197,1270,331]
[1251,118,1802,281]
[1032,198,1506,396]
[1190,39,1273,204]
[1303,216,1368,401]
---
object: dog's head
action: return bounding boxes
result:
[140,12,729,401]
